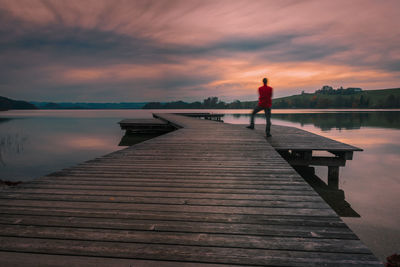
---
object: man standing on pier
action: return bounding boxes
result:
[246,77,273,137]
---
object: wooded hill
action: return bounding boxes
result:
[0,96,37,111]
[272,87,400,109]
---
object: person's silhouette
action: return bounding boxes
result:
[246,77,273,137]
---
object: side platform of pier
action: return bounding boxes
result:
[0,113,381,266]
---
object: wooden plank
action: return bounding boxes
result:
[49,169,299,176]
[47,170,300,178]
[0,199,336,216]
[28,180,313,190]
[0,192,330,209]
[0,188,322,201]
[0,236,382,266]
[38,175,305,183]
[0,214,354,239]
[14,184,321,196]
[0,251,230,267]
[0,224,372,253]
[285,156,346,166]
[0,206,347,227]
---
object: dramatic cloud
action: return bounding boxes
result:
[0,0,399,102]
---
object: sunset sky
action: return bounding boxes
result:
[1,0,399,102]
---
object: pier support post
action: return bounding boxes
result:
[328,166,339,189]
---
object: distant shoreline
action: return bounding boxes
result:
[1,87,399,110]
[2,108,400,112]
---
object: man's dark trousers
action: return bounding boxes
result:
[250,105,271,135]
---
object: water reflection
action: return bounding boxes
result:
[0,119,28,167]
[0,116,123,181]
[119,132,165,146]
[295,166,360,217]
[230,111,400,130]
[0,133,28,166]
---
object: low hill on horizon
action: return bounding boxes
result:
[272,87,400,109]
[0,96,37,111]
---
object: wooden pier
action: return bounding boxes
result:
[0,113,381,266]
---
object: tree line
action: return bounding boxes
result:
[143,97,257,109]
[143,93,400,109]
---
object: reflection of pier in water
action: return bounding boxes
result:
[233,111,400,130]
[271,111,400,130]
[295,166,360,217]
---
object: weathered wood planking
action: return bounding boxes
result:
[0,113,381,266]
[262,125,363,151]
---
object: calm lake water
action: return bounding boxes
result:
[1,109,399,261]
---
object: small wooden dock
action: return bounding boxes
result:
[119,118,176,133]
[265,125,362,188]
[0,113,381,266]
[173,112,224,122]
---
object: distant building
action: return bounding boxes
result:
[347,87,362,92]
[315,85,334,94]
[314,85,363,95]
[321,85,333,91]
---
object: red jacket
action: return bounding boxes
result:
[258,85,273,108]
